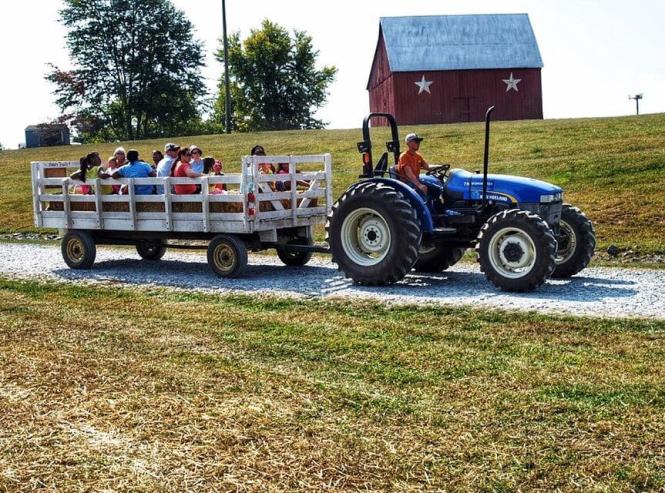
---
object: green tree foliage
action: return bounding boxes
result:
[46,0,207,143]
[215,20,337,132]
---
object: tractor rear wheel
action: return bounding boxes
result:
[476,209,557,292]
[327,182,421,285]
[552,204,595,278]
[414,245,465,273]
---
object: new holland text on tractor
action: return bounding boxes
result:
[326,107,596,292]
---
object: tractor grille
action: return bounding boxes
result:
[520,202,562,230]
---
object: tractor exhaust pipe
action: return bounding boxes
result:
[482,106,495,210]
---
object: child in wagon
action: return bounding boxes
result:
[70,152,111,194]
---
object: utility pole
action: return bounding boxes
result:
[629,93,643,115]
[222,0,231,133]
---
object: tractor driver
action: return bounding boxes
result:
[397,133,431,195]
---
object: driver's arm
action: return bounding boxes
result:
[404,167,427,193]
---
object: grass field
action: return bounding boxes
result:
[1,113,665,253]
[0,278,663,491]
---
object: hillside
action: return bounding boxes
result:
[1,113,664,253]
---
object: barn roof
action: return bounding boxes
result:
[378,14,543,73]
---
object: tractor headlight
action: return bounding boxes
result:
[540,192,562,203]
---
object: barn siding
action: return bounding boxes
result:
[390,69,542,125]
[367,32,392,90]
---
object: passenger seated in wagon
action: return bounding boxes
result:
[171,148,202,194]
[111,149,156,195]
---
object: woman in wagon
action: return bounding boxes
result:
[251,145,277,191]
[111,149,156,195]
[113,147,128,167]
[189,145,205,174]
[251,145,275,174]
[171,147,202,194]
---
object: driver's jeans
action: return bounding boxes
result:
[405,180,440,209]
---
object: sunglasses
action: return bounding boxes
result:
[192,150,201,155]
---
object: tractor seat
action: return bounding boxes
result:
[388,165,402,181]
[373,152,389,176]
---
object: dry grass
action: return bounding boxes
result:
[1,113,665,253]
[1,278,664,491]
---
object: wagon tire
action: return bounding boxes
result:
[326,182,421,285]
[207,235,248,278]
[61,230,96,269]
[476,209,557,292]
[276,237,313,266]
[136,240,167,261]
[552,204,596,278]
[414,245,466,272]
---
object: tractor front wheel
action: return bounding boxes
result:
[327,182,421,285]
[552,204,595,278]
[476,209,557,292]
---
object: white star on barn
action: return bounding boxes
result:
[502,73,522,92]
[415,75,433,95]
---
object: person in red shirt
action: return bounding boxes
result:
[171,148,201,194]
[397,133,431,195]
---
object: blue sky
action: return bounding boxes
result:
[1,0,663,148]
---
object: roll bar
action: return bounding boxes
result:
[358,113,401,178]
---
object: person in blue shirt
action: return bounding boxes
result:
[112,149,156,195]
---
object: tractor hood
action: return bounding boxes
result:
[446,169,562,205]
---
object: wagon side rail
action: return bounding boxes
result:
[31,154,333,233]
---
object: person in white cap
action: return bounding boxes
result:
[155,143,180,194]
[189,144,205,174]
[397,133,431,194]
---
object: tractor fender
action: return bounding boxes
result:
[347,178,434,233]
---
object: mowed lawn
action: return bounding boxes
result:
[1,113,665,253]
[0,278,664,491]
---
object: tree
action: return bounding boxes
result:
[215,20,337,132]
[47,0,207,142]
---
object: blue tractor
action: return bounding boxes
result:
[326,108,596,291]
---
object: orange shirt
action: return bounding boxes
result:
[397,151,427,180]
[173,162,197,194]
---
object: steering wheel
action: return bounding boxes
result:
[426,164,451,180]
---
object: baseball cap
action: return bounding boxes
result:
[189,144,202,153]
[405,133,423,144]
[164,143,180,152]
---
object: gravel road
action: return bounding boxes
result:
[0,242,663,320]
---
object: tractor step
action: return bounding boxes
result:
[431,227,458,237]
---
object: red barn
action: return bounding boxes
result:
[367,14,544,124]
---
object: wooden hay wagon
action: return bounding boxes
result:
[31,154,333,277]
